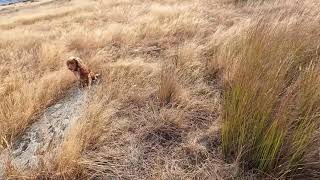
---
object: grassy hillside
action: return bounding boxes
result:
[0,0,319,179]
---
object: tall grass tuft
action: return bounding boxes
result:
[158,66,178,106]
[220,18,320,177]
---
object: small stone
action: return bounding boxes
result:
[21,142,29,152]
[54,103,62,109]
[62,124,67,130]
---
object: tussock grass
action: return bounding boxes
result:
[0,35,74,150]
[220,15,320,177]
[159,66,179,106]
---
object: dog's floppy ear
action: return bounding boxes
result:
[66,57,72,66]
[67,56,84,68]
[73,57,84,68]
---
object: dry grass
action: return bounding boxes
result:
[0,36,74,150]
[1,0,319,179]
[216,1,320,178]
[220,18,320,176]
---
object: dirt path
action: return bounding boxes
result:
[0,87,87,177]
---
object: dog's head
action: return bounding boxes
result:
[66,56,82,71]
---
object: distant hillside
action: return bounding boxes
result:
[0,0,26,6]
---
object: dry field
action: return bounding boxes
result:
[0,0,319,179]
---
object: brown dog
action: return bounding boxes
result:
[66,56,100,88]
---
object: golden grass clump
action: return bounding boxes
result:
[0,35,73,150]
[158,66,179,106]
[220,14,320,178]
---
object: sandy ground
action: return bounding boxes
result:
[0,87,87,177]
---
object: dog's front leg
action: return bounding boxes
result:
[88,76,92,90]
